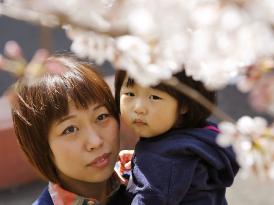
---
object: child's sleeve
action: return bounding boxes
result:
[128,153,199,205]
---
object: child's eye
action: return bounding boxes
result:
[125,92,135,97]
[96,113,111,122]
[62,126,78,135]
[149,95,162,100]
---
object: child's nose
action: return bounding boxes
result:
[134,99,147,115]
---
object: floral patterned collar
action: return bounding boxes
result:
[48,173,121,205]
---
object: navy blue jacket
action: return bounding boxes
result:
[33,184,130,205]
[127,124,239,205]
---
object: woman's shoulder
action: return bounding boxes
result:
[107,184,131,205]
[32,180,131,205]
[32,185,53,205]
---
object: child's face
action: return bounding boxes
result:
[48,101,119,183]
[120,77,178,138]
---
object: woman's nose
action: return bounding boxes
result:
[85,128,103,151]
[134,99,147,115]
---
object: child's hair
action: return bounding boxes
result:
[12,55,119,184]
[115,69,216,129]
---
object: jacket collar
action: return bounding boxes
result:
[48,173,121,205]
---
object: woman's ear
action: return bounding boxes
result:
[180,105,188,114]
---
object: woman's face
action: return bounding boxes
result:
[48,101,120,183]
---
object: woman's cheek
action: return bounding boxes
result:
[110,120,120,142]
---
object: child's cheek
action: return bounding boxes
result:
[120,97,130,115]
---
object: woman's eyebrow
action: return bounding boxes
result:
[56,104,105,125]
[57,115,76,125]
[92,104,104,111]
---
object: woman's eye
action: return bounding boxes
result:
[97,113,110,122]
[149,95,162,100]
[62,126,78,135]
[125,92,135,97]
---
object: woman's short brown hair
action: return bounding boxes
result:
[115,69,216,129]
[12,55,119,184]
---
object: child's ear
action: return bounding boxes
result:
[180,105,188,114]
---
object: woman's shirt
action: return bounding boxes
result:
[33,173,130,205]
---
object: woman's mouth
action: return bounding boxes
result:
[87,153,111,168]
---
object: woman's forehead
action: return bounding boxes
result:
[67,98,104,110]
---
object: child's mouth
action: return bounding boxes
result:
[133,119,147,126]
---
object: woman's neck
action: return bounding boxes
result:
[58,174,109,204]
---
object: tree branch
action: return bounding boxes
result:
[0,4,129,37]
[164,77,236,123]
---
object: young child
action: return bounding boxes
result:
[11,55,130,205]
[115,69,239,205]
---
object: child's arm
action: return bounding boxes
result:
[128,153,199,205]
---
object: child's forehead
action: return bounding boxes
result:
[122,76,144,89]
[122,75,134,87]
[122,77,163,93]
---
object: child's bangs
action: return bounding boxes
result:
[126,76,180,99]
[126,77,135,87]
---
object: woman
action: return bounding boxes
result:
[11,55,130,205]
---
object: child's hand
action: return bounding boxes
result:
[115,150,134,184]
[119,149,134,173]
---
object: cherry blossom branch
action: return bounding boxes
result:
[0,4,128,37]
[0,4,59,27]
[164,77,236,123]
[217,116,274,179]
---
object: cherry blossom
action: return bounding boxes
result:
[1,0,274,88]
[218,116,274,179]
[1,0,274,179]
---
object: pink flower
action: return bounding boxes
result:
[249,73,274,115]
